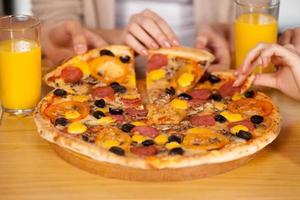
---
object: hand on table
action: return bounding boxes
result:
[122,9,179,55]
[234,43,300,101]
[279,27,300,54]
[195,24,231,71]
[43,20,107,64]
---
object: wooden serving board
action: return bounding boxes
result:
[51,143,255,181]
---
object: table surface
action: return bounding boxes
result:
[1,85,300,200]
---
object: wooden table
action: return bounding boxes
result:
[1,89,300,200]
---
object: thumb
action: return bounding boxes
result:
[65,21,88,54]
[253,73,277,89]
[195,35,208,49]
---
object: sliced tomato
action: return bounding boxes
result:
[44,101,90,122]
[228,98,273,116]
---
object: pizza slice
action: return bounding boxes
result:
[44,45,137,94]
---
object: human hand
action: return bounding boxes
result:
[234,43,300,100]
[195,24,231,71]
[122,9,179,55]
[279,27,300,54]
[42,20,107,64]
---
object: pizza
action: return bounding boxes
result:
[34,45,281,170]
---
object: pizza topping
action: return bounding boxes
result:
[154,134,168,145]
[67,122,87,134]
[130,146,157,156]
[131,121,147,126]
[125,108,148,117]
[236,130,253,140]
[54,117,69,126]
[214,114,227,123]
[166,141,181,150]
[168,135,182,143]
[210,93,222,102]
[244,90,255,98]
[96,127,131,150]
[61,66,83,83]
[169,147,184,155]
[148,69,166,81]
[110,82,127,94]
[120,55,131,63]
[92,110,105,119]
[220,111,243,122]
[94,99,106,108]
[227,119,255,132]
[250,115,264,124]
[170,99,188,110]
[102,140,120,149]
[165,87,176,96]
[208,74,221,84]
[214,102,226,111]
[111,114,125,123]
[178,93,192,100]
[45,101,89,122]
[142,139,155,146]
[97,116,116,125]
[92,86,115,99]
[121,98,142,107]
[189,89,211,100]
[53,89,67,97]
[65,110,81,120]
[109,146,125,156]
[121,123,135,133]
[131,126,159,138]
[188,98,207,107]
[189,114,215,126]
[132,134,148,144]
[177,72,195,87]
[228,99,273,116]
[183,128,229,151]
[147,54,168,71]
[219,80,241,97]
[100,49,114,57]
[231,93,244,101]
[230,125,249,134]
[109,108,124,115]
[72,95,89,102]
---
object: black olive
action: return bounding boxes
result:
[165,87,176,96]
[93,111,105,119]
[109,146,125,156]
[250,115,264,124]
[54,117,69,126]
[81,134,89,142]
[53,89,67,97]
[178,93,192,100]
[169,147,184,155]
[214,114,227,123]
[121,123,135,133]
[208,74,221,84]
[81,133,95,143]
[110,82,127,94]
[168,135,181,143]
[120,55,131,63]
[142,139,155,146]
[109,107,123,115]
[236,130,253,140]
[94,99,106,108]
[100,49,114,57]
[210,93,222,101]
[198,72,209,83]
[244,90,255,98]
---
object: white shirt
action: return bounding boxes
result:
[115,0,195,46]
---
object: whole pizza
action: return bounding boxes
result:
[34,45,282,169]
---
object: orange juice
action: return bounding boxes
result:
[0,39,41,110]
[235,13,278,72]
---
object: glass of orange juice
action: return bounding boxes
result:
[0,15,41,115]
[234,0,279,73]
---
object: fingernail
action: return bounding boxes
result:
[75,44,86,54]
[163,41,171,48]
[151,42,159,49]
[172,39,180,46]
[141,49,148,56]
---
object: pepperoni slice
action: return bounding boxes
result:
[189,114,215,126]
[111,114,125,123]
[130,146,157,156]
[121,98,142,107]
[219,80,241,97]
[227,119,255,131]
[61,66,83,83]
[92,86,115,99]
[189,89,211,100]
[228,98,273,116]
[131,126,159,138]
[125,108,148,117]
[147,54,168,71]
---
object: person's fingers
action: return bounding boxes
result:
[65,21,88,54]
[45,44,74,65]
[143,9,179,46]
[125,33,148,55]
[253,73,277,88]
[279,29,293,45]
[195,35,208,49]
[85,29,108,48]
[128,23,159,49]
[291,28,300,53]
